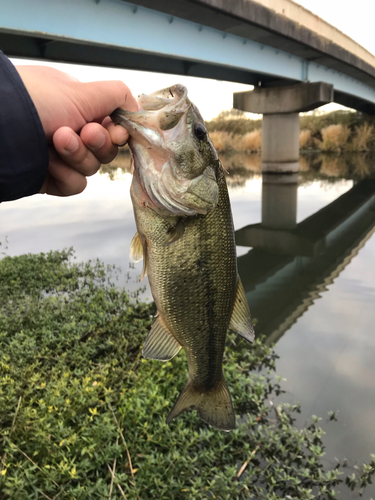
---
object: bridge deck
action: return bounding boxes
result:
[1,0,375,113]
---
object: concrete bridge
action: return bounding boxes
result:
[1,0,375,172]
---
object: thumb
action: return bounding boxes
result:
[75,80,139,123]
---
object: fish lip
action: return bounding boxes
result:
[110,108,126,125]
[138,84,188,111]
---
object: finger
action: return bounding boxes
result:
[103,117,130,146]
[53,127,101,176]
[40,149,87,196]
[80,122,119,164]
[75,80,138,123]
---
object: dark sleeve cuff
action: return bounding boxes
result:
[0,52,49,202]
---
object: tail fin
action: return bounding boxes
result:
[166,376,235,431]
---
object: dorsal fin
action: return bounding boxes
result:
[229,279,255,343]
[130,232,148,281]
[142,316,181,361]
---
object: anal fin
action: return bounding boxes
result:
[142,316,181,361]
[229,278,255,343]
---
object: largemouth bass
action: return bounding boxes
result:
[111,85,254,430]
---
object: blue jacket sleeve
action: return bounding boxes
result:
[0,52,48,202]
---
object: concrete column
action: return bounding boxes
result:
[262,173,298,229]
[262,114,299,173]
[234,173,300,254]
[233,82,333,174]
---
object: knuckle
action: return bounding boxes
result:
[99,141,119,162]
[82,156,101,176]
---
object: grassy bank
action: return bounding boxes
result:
[206,109,375,154]
[1,250,374,499]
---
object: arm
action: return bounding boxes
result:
[0,52,48,202]
[0,53,137,202]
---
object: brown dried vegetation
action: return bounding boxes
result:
[235,130,262,153]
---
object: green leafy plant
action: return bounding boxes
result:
[0,250,374,499]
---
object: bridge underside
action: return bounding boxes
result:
[1,0,375,114]
[0,31,279,87]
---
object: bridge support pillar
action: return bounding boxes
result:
[234,82,333,174]
[262,113,300,173]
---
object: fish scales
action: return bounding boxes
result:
[111,84,255,430]
[132,166,237,390]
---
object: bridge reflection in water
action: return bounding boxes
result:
[235,173,375,344]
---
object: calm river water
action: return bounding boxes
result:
[1,151,375,498]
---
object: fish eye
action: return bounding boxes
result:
[194,123,207,141]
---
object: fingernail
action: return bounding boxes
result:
[87,130,106,150]
[64,134,79,153]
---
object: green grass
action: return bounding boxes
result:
[0,250,374,499]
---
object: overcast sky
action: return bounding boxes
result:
[296,0,375,56]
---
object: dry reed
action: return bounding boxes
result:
[316,124,351,152]
[349,123,375,152]
[234,130,262,153]
[209,131,234,153]
[299,129,313,149]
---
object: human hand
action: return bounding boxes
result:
[16,65,138,196]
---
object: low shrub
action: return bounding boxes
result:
[206,109,375,154]
[0,251,374,499]
[316,124,351,152]
[300,129,313,149]
[209,131,234,153]
[299,110,364,136]
[235,130,262,153]
[206,117,262,137]
[349,123,375,151]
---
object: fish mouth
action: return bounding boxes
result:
[111,84,190,134]
[138,84,188,112]
[111,84,219,216]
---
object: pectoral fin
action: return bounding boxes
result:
[229,279,255,343]
[142,316,181,361]
[130,232,144,262]
[130,232,148,281]
[166,219,185,244]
